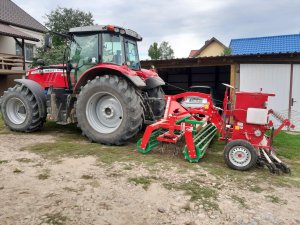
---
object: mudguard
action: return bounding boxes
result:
[14,79,47,118]
[144,76,165,89]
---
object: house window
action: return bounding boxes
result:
[16,43,35,62]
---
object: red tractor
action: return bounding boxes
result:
[0,25,165,145]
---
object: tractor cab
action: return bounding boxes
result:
[67,25,142,80]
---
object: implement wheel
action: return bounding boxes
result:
[76,75,143,145]
[224,140,258,171]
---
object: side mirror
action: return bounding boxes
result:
[44,33,52,50]
[36,59,45,66]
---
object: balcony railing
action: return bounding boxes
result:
[0,53,25,75]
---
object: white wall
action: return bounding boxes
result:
[240,64,292,129]
[292,65,300,130]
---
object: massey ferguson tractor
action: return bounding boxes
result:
[0,25,165,145]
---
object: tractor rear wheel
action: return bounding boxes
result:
[224,140,258,171]
[146,86,165,119]
[76,75,143,145]
[0,85,44,132]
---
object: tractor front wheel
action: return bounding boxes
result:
[76,75,143,145]
[224,140,258,171]
[0,85,44,132]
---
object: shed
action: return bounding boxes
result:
[141,52,300,131]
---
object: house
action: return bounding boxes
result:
[0,0,47,94]
[188,37,227,58]
[142,34,300,131]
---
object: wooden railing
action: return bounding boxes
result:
[0,53,25,75]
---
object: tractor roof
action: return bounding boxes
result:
[69,25,142,41]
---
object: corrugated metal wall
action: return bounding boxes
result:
[240,64,299,131]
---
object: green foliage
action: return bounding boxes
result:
[32,7,94,67]
[148,42,161,60]
[32,45,65,67]
[159,41,175,60]
[148,41,175,60]
[222,47,232,56]
[45,7,94,46]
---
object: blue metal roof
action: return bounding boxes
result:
[229,34,300,55]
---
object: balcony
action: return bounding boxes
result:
[0,53,25,76]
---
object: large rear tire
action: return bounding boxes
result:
[146,86,165,119]
[0,85,44,132]
[76,75,143,145]
[224,140,258,171]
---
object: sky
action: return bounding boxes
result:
[14,0,300,59]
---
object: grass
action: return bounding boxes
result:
[164,181,219,211]
[37,169,50,180]
[128,176,153,190]
[0,160,9,164]
[13,168,23,173]
[249,185,265,193]
[273,132,300,160]
[231,195,248,208]
[265,195,287,204]
[16,158,33,163]
[81,174,93,180]
[41,212,67,225]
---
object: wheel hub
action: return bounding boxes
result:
[103,106,114,119]
[229,146,251,167]
[6,97,27,125]
[86,92,124,134]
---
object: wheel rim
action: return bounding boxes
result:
[6,97,27,125]
[229,146,252,167]
[86,92,123,134]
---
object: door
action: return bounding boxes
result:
[292,65,300,131]
[240,64,291,128]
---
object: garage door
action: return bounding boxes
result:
[240,64,295,130]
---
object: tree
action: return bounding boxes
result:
[148,41,175,60]
[159,41,174,60]
[148,42,161,60]
[32,7,94,67]
[222,47,232,56]
[32,45,66,66]
[45,7,94,46]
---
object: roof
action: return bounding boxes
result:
[69,25,143,41]
[141,52,300,69]
[0,23,39,41]
[188,50,198,58]
[0,0,47,33]
[230,34,300,55]
[188,37,227,58]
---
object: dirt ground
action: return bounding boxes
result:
[0,132,300,225]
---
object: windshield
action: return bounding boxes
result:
[102,33,124,65]
[125,39,140,70]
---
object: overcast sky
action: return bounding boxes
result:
[14,0,300,59]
